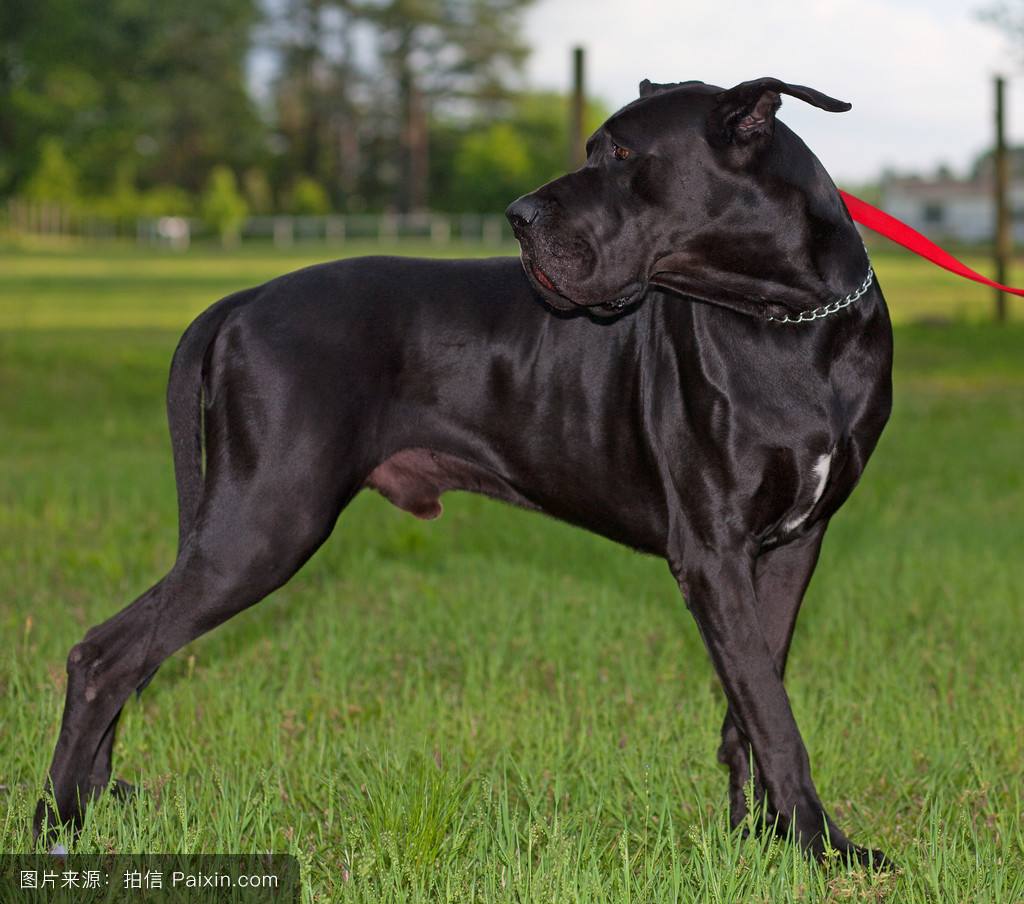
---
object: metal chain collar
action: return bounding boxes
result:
[768,257,875,325]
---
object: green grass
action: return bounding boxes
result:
[1,243,1022,902]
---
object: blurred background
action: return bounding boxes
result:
[2,0,611,246]
[2,0,1024,280]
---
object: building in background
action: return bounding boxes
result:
[881,148,1024,244]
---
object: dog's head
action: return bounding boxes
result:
[507,77,860,320]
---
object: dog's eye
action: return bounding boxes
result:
[611,144,631,161]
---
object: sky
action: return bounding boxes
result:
[520,0,1023,186]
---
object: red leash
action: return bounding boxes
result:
[839,190,1024,298]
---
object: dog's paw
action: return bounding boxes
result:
[795,815,896,873]
[819,836,897,872]
[846,843,897,872]
[110,778,136,802]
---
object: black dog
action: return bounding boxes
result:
[37,77,893,865]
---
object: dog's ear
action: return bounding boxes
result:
[639,78,705,98]
[639,79,662,98]
[710,77,851,145]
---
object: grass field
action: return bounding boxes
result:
[1,242,1023,902]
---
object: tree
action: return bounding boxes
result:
[2,0,584,220]
[360,0,537,212]
[979,1,1024,46]
[107,0,267,193]
[21,138,78,204]
[433,91,610,213]
[201,166,249,246]
[243,168,274,215]
[83,161,193,221]
[0,0,266,199]
[449,123,531,213]
[266,0,363,208]
[289,176,331,214]
[0,0,101,196]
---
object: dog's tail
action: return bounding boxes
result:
[165,290,253,553]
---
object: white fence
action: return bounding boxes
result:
[3,201,515,248]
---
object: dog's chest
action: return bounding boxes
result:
[750,446,838,548]
[781,450,833,533]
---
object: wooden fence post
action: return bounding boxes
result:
[994,75,1010,323]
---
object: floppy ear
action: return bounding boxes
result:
[639,78,705,98]
[710,77,851,145]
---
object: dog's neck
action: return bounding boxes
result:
[649,223,871,323]
[650,121,869,323]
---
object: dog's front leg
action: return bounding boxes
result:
[672,550,886,866]
[718,524,828,830]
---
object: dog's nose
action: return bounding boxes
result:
[505,196,543,232]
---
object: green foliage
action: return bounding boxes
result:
[242,168,273,215]
[84,162,143,222]
[136,185,193,218]
[0,0,599,216]
[451,123,532,213]
[200,166,248,246]
[21,138,78,204]
[82,163,193,221]
[288,176,330,215]
[514,90,610,176]
[15,151,195,223]
[0,0,264,199]
[358,0,538,210]
[436,92,611,212]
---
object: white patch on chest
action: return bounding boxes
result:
[782,451,833,532]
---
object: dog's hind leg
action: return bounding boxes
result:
[34,459,355,845]
[717,524,826,830]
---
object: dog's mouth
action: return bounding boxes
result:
[520,255,645,315]
[519,253,575,311]
[531,264,557,293]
